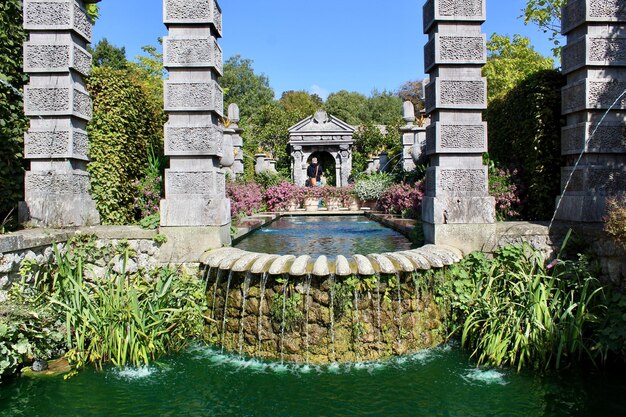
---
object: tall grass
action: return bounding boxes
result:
[30,245,209,370]
[448,241,604,371]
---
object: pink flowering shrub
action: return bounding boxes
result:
[489,167,523,220]
[133,175,162,219]
[226,181,264,218]
[376,181,424,219]
[264,181,300,211]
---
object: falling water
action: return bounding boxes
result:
[220,270,234,352]
[238,272,252,355]
[211,269,223,321]
[549,87,626,229]
[257,272,269,353]
[395,273,403,351]
[353,288,361,361]
[329,274,336,361]
[304,274,312,364]
[0,78,23,97]
[280,276,289,364]
[202,267,212,294]
[376,274,383,350]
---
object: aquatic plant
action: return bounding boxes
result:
[444,242,604,371]
[17,240,210,372]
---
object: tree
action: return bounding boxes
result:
[483,34,554,102]
[397,80,426,113]
[279,90,321,118]
[522,0,564,57]
[324,90,369,125]
[91,38,128,70]
[221,55,274,120]
[367,89,403,125]
[0,0,27,225]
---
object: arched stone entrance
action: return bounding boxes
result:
[307,151,337,186]
[289,111,355,187]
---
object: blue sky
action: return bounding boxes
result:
[93,0,559,100]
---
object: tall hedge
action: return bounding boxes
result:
[486,69,565,220]
[0,0,27,221]
[86,67,163,224]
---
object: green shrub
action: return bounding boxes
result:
[0,0,27,227]
[86,67,163,224]
[442,243,603,371]
[18,238,209,372]
[486,69,565,220]
[353,172,394,201]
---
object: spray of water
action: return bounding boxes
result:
[0,77,23,97]
[549,87,626,229]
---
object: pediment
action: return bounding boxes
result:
[288,111,355,135]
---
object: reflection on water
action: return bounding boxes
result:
[0,344,624,417]
[235,215,413,258]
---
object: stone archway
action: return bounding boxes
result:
[288,111,355,187]
[308,151,337,186]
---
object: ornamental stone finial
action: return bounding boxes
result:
[402,101,415,123]
[228,103,240,123]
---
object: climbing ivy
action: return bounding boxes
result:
[86,67,163,224]
[0,0,27,226]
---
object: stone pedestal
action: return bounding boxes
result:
[226,103,244,177]
[556,0,626,222]
[160,0,230,258]
[19,0,100,227]
[421,0,495,254]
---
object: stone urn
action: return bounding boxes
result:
[304,197,319,211]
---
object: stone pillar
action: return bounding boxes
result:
[20,0,101,227]
[556,0,626,222]
[160,0,230,260]
[227,104,244,177]
[421,0,495,253]
[291,146,305,186]
[338,145,352,186]
[400,101,428,171]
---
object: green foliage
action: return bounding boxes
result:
[255,170,290,190]
[353,172,395,201]
[603,196,626,248]
[442,244,604,371]
[221,55,275,120]
[91,38,128,70]
[597,290,626,361]
[483,34,554,102]
[86,67,163,224]
[521,0,564,57]
[270,285,304,332]
[352,123,401,174]
[486,69,565,220]
[152,233,167,244]
[332,280,355,320]
[0,0,27,227]
[139,213,160,230]
[18,240,209,372]
[323,90,370,125]
[367,89,403,125]
[127,43,166,128]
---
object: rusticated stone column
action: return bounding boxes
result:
[160,0,230,260]
[421,0,495,253]
[556,0,626,222]
[20,0,101,227]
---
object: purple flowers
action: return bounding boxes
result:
[226,181,265,218]
[133,175,162,219]
[489,167,523,220]
[376,181,424,219]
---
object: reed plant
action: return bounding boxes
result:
[27,244,209,371]
[452,241,604,371]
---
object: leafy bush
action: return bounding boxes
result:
[264,181,299,211]
[441,243,603,371]
[603,195,626,248]
[226,181,264,218]
[18,239,209,371]
[486,69,565,220]
[353,173,394,201]
[132,147,164,221]
[86,67,163,224]
[255,170,289,190]
[377,181,424,218]
[0,0,27,227]
[488,164,524,220]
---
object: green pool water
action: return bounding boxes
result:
[1,344,624,417]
